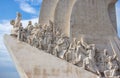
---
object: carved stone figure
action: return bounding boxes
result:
[10,12,22,36]
[47,43,54,54]
[38,37,43,50]
[17,23,27,42]
[17,23,23,41]
[14,12,21,27]
[9,11,120,78]
[69,38,77,63]
[95,49,110,77]
[56,34,69,59]
[65,47,74,62]
[48,20,53,32]
[83,44,100,76]
[73,41,86,66]
[104,53,119,78]
[69,38,77,50]
[103,49,109,70]
[52,34,64,57]
[46,28,54,53]
[32,34,39,48]
[43,24,48,32]
[54,30,61,43]
[30,26,39,41]
[53,44,61,57]
[45,30,53,45]
[111,65,119,77]
[26,21,34,36]
[27,36,32,45]
[80,37,89,50]
[38,24,44,39]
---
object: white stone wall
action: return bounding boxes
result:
[39,0,117,38]
[54,0,76,37]
[38,0,118,50]
[70,0,117,40]
[39,0,59,25]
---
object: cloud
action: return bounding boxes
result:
[30,0,43,6]
[15,0,42,6]
[20,2,36,14]
[0,18,38,53]
[0,18,38,35]
[0,17,38,55]
[15,0,37,14]
[0,17,38,78]
[21,17,38,27]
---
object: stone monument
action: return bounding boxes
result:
[39,0,59,25]
[4,0,120,78]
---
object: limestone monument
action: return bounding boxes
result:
[39,0,59,25]
[4,0,120,78]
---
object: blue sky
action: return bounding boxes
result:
[0,0,42,78]
[0,0,120,78]
[116,0,120,35]
[0,0,42,22]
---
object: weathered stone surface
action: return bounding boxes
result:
[70,0,117,39]
[4,34,97,78]
[110,37,120,62]
[39,0,59,25]
[54,0,76,37]
[5,0,120,78]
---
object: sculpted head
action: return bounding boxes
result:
[73,38,77,42]
[43,24,47,30]
[28,21,32,25]
[34,23,38,26]
[86,44,95,50]
[20,23,22,26]
[10,20,15,25]
[38,24,42,28]
[17,12,21,17]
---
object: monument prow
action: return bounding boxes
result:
[4,34,97,78]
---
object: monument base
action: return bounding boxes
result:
[4,34,97,78]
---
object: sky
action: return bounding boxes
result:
[117,0,120,36]
[0,0,120,78]
[0,0,42,78]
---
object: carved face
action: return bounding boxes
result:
[20,23,22,26]
[28,21,32,25]
[10,20,15,25]
[17,12,21,17]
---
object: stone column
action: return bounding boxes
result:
[54,0,76,37]
[39,0,59,25]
